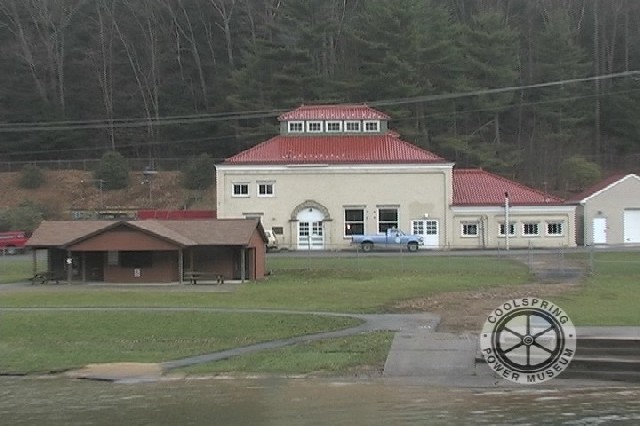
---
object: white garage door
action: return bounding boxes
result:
[624,209,640,243]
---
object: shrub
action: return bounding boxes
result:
[18,164,45,189]
[93,151,130,190]
[562,155,602,191]
[181,153,215,190]
[0,201,49,232]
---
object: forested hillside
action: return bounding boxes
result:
[1,0,639,194]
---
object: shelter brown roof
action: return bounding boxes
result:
[27,219,265,248]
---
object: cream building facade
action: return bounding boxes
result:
[568,174,640,246]
[216,104,576,250]
[450,169,576,249]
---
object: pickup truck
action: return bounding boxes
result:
[351,228,424,252]
[0,230,30,255]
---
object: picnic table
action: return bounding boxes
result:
[31,271,62,285]
[183,271,225,285]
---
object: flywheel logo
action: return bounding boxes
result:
[479,298,576,384]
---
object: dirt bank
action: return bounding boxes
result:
[392,282,581,332]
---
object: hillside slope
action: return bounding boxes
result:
[0,171,216,219]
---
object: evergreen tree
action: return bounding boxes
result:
[407,0,464,147]
[344,0,419,128]
[449,11,520,173]
[93,151,130,190]
[527,8,592,186]
[458,11,519,138]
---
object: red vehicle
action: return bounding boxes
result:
[0,231,30,255]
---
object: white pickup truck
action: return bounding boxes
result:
[350,228,424,252]
[264,229,279,252]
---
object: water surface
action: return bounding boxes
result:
[1,377,639,425]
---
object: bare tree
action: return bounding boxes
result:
[109,0,166,152]
[162,0,209,109]
[208,0,237,68]
[88,0,117,149]
[23,0,85,113]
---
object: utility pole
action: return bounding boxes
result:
[81,178,105,209]
[143,168,158,205]
[505,192,510,251]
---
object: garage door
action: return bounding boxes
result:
[624,209,640,243]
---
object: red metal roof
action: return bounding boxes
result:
[137,210,217,220]
[224,134,445,164]
[453,169,563,206]
[278,104,390,121]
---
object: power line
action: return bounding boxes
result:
[369,70,640,107]
[0,71,637,133]
[0,111,283,133]
[1,85,637,158]
[393,87,640,125]
[0,131,275,158]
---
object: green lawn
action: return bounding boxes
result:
[180,332,394,376]
[0,311,360,374]
[0,254,529,375]
[0,255,531,312]
[2,252,638,376]
[0,255,38,284]
[558,251,640,326]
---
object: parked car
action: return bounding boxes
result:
[0,230,30,255]
[264,229,279,252]
[351,228,423,252]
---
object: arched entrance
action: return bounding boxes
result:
[292,201,329,250]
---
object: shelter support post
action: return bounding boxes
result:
[178,249,184,285]
[66,250,72,284]
[241,248,246,283]
[32,249,37,276]
[81,252,86,283]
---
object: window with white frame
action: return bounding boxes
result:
[232,183,249,197]
[546,222,563,236]
[499,222,516,236]
[378,208,398,233]
[345,121,361,132]
[522,222,540,236]
[326,121,342,132]
[307,121,323,133]
[344,208,365,236]
[462,222,479,237]
[288,121,304,133]
[363,120,380,132]
[257,182,274,197]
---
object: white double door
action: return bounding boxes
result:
[297,208,325,250]
[411,219,439,248]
